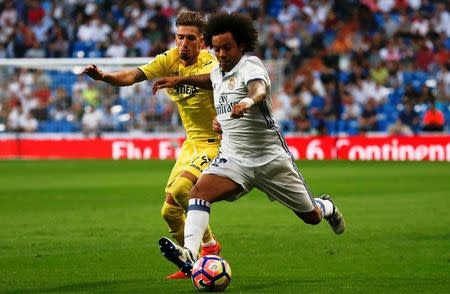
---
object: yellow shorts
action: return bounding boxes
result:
[165,139,219,193]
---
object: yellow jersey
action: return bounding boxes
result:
[138,48,219,142]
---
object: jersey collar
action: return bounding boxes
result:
[221,55,249,78]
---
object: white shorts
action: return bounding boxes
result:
[203,152,316,213]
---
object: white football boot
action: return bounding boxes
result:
[321,194,346,234]
[159,237,195,274]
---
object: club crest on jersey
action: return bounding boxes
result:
[228,77,236,90]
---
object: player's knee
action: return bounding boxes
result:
[170,177,194,210]
[294,210,322,225]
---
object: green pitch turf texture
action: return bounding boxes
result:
[0,160,449,294]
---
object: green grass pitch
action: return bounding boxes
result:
[0,160,449,293]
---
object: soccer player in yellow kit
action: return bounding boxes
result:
[82,11,220,279]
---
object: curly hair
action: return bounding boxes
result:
[204,12,258,53]
[175,11,206,31]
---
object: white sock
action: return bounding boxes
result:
[314,198,334,218]
[184,198,211,259]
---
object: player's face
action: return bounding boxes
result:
[212,32,244,72]
[175,26,203,66]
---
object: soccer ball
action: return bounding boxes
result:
[191,255,232,292]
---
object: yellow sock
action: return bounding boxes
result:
[202,225,215,245]
[170,176,215,245]
[161,201,185,246]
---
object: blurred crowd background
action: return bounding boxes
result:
[0,0,449,136]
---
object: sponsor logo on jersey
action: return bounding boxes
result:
[215,95,238,115]
[219,95,227,103]
[168,84,199,99]
[174,85,198,95]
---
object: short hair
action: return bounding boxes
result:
[175,11,206,31]
[204,12,258,53]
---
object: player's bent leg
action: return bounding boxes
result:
[159,175,241,274]
[161,197,191,279]
[161,198,185,246]
[159,197,214,276]
[182,174,243,258]
[170,174,219,251]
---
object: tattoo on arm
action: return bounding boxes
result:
[104,68,146,86]
[183,74,213,90]
[134,69,147,83]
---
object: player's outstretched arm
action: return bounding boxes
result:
[231,79,266,118]
[152,74,212,94]
[82,65,146,87]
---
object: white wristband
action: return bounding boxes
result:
[240,97,254,107]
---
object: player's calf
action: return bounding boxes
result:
[161,201,185,245]
[294,207,322,225]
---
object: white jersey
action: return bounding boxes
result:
[210,55,291,167]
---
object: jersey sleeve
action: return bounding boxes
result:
[203,58,218,73]
[198,50,219,78]
[137,50,170,80]
[241,57,270,87]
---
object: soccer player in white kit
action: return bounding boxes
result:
[154,12,346,275]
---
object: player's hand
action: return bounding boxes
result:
[152,77,182,94]
[212,117,222,133]
[231,98,254,118]
[82,64,104,81]
[230,103,248,118]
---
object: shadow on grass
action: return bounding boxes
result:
[3,278,154,294]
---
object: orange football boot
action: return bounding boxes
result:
[200,239,221,257]
[166,270,190,279]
